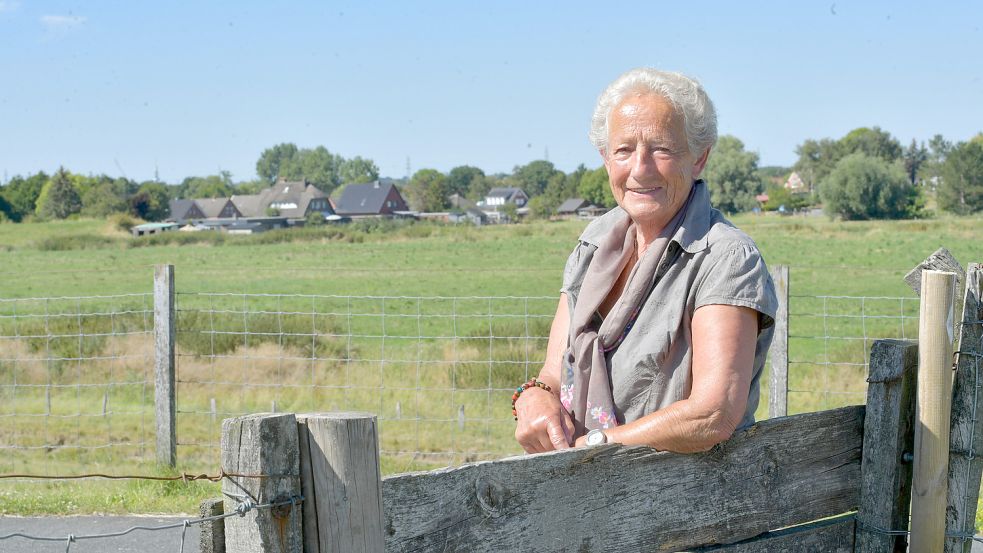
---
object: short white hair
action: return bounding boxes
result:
[589,68,718,158]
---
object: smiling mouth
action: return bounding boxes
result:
[626,187,663,193]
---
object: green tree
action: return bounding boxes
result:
[181,173,234,199]
[512,160,561,197]
[761,184,809,212]
[291,146,344,191]
[35,168,82,220]
[938,140,983,215]
[406,169,449,212]
[0,193,12,222]
[466,174,496,202]
[2,171,48,221]
[701,135,763,214]
[918,134,952,190]
[902,139,928,185]
[577,166,615,208]
[820,153,913,220]
[256,143,299,184]
[130,182,171,221]
[446,166,485,198]
[80,179,129,217]
[839,127,902,163]
[305,210,325,226]
[337,156,379,185]
[499,201,518,223]
[794,138,840,189]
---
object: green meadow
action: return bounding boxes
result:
[0,214,981,518]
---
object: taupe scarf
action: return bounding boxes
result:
[561,187,694,435]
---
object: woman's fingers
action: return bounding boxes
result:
[545,414,571,450]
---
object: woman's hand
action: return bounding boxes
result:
[514,387,574,453]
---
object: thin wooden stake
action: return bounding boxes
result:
[910,270,957,552]
[769,265,789,418]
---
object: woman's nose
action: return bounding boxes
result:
[629,149,657,179]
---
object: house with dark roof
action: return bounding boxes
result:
[557,198,591,217]
[232,179,334,221]
[195,198,242,219]
[167,199,206,223]
[333,180,408,217]
[484,187,528,208]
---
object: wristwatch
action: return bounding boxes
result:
[585,429,608,446]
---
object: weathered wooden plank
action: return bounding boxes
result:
[382,406,864,553]
[154,263,176,467]
[688,514,855,552]
[946,264,983,553]
[911,271,958,552]
[200,498,225,553]
[768,265,789,419]
[297,413,385,553]
[903,247,964,296]
[222,413,303,553]
[855,339,918,553]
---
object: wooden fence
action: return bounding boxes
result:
[199,264,981,552]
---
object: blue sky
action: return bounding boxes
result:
[1,1,980,183]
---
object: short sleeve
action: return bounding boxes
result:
[694,244,778,329]
[559,242,595,297]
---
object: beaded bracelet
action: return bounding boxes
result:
[511,378,552,421]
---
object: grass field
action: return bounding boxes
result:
[0,214,981,520]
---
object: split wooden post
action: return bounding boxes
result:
[199,498,225,553]
[854,339,918,553]
[154,263,177,467]
[297,413,384,553]
[910,270,958,552]
[945,264,983,553]
[769,264,789,418]
[222,413,303,553]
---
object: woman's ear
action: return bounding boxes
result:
[692,148,711,178]
[599,148,609,171]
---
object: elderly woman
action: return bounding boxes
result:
[514,68,778,453]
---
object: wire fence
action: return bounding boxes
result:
[786,293,920,414]
[0,294,156,475]
[0,287,926,476]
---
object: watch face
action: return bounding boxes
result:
[586,430,606,446]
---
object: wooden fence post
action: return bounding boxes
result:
[154,263,176,467]
[200,498,225,553]
[769,264,789,418]
[855,339,918,553]
[945,263,983,553]
[222,413,303,553]
[297,413,384,553]
[910,270,958,552]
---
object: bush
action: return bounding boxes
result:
[35,234,117,251]
[820,153,913,220]
[110,213,141,232]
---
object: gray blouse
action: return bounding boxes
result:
[559,181,778,430]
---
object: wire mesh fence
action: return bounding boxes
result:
[0,287,927,475]
[0,294,155,476]
[786,293,920,414]
[172,293,558,472]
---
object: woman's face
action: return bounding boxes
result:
[602,92,709,233]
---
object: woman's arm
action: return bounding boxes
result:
[514,294,575,453]
[577,303,759,452]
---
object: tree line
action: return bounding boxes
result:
[1,130,981,224]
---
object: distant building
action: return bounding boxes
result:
[167,178,332,229]
[195,198,242,219]
[168,199,206,224]
[231,178,334,220]
[784,172,806,193]
[333,180,409,217]
[484,187,528,208]
[556,198,591,217]
[131,222,179,237]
